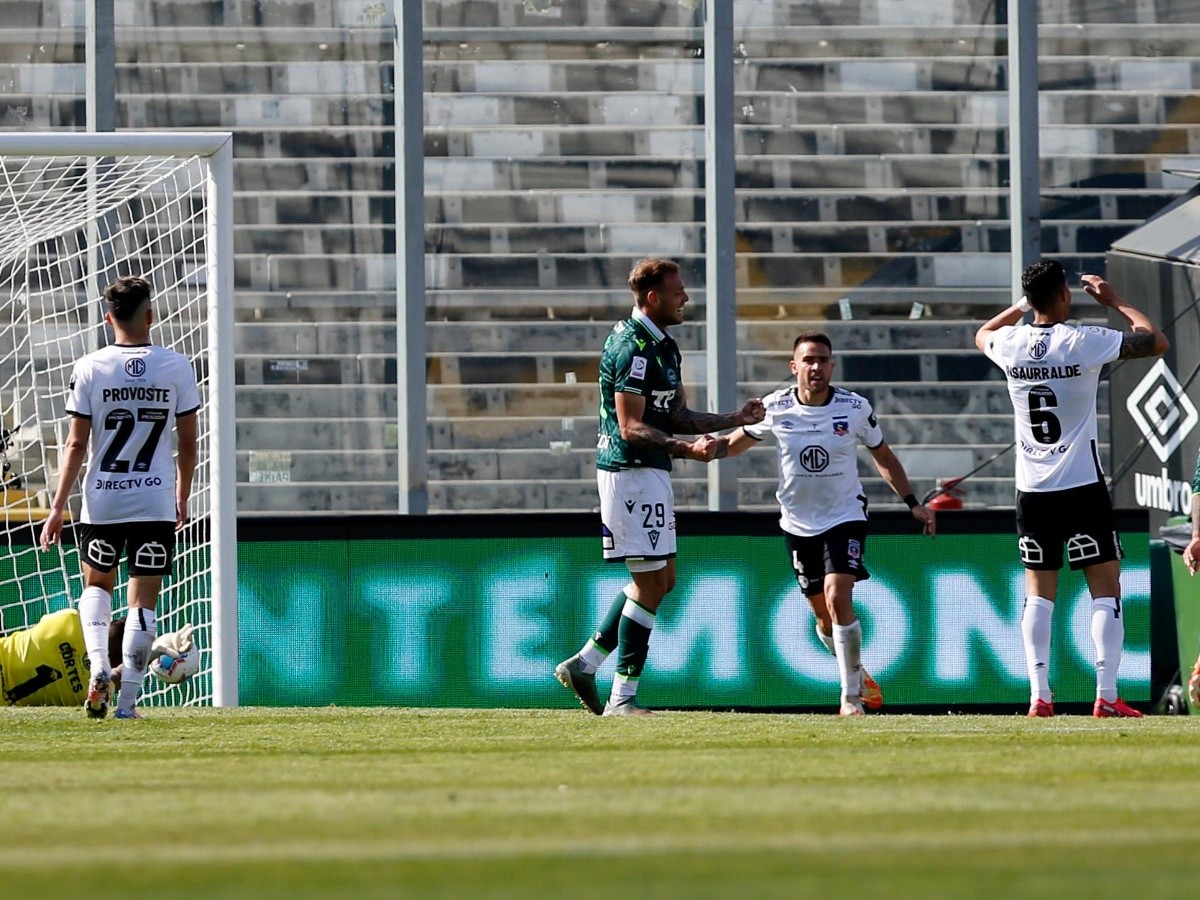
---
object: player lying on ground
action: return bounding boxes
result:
[1,608,193,708]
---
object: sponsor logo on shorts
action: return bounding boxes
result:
[601,523,615,551]
[624,499,636,513]
[1018,536,1043,565]
[1066,533,1100,564]
[134,541,168,570]
[87,538,117,568]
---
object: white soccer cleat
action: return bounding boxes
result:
[839,696,865,717]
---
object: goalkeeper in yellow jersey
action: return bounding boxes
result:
[1,608,193,708]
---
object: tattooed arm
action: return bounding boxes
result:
[666,385,766,435]
[616,391,765,463]
[1081,274,1169,359]
[616,391,713,461]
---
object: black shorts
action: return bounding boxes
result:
[77,521,177,576]
[785,521,870,597]
[1015,481,1122,571]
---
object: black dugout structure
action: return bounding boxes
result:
[1106,180,1200,536]
[1107,177,1200,703]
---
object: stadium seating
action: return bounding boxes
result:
[0,0,1192,513]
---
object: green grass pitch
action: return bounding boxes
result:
[2,707,1198,898]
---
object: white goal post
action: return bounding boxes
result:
[0,132,237,707]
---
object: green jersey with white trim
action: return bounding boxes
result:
[596,314,683,472]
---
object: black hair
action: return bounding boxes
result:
[793,331,833,353]
[103,276,153,322]
[1021,260,1066,313]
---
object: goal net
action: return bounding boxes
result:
[0,133,236,707]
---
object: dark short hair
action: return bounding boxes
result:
[793,331,833,353]
[1021,260,1066,313]
[627,258,680,306]
[103,276,153,322]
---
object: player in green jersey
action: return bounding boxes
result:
[555,257,765,715]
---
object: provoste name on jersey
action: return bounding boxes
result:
[101,385,172,403]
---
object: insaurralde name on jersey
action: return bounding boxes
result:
[1006,364,1081,380]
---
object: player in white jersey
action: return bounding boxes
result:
[976,260,1168,719]
[724,332,935,715]
[40,276,200,720]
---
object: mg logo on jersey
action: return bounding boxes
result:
[124,358,146,377]
[1029,337,1048,360]
[1125,359,1198,462]
[799,445,829,472]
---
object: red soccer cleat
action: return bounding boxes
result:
[860,669,883,710]
[1093,697,1143,718]
[1027,699,1055,718]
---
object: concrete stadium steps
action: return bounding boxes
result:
[235,417,394,452]
[3,3,1176,515]
[230,380,1041,421]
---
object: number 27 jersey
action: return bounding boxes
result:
[67,343,200,524]
[983,322,1121,492]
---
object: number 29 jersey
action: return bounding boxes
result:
[67,343,200,524]
[983,322,1121,492]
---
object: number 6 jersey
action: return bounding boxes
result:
[67,343,200,524]
[982,322,1121,492]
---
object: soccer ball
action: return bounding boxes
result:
[150,650,200,684]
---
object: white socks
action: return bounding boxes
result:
[832,620,863,701]
[77,586,113,677]
[1091,597,1123,702]
[815,622,836,655]
[1022,596,1054,703]
[117,607,156,714]
[577,639,607,674]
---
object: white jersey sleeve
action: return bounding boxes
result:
[856,397,884,450]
